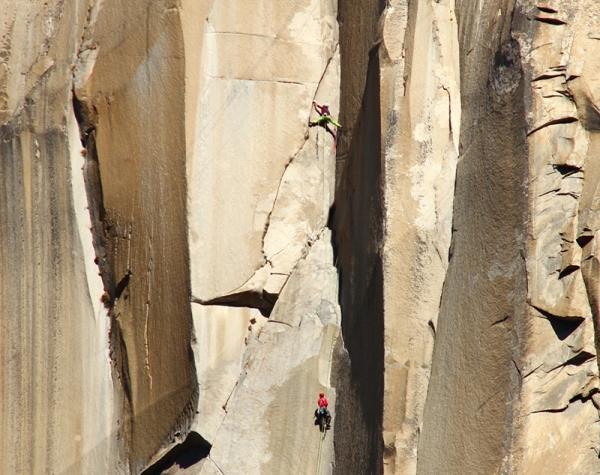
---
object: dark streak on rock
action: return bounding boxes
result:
[527,116,578,136]
[512,359,523,379]
[534,16,567,26]
[565,351,596,367]
[491,315,510,327]
[536,6,558,14]
[531,71,565,81]
[114,269,132,301]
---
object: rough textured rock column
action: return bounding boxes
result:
[74,1,198,471]
[515,1,600,473]
[379,1,460,473]
[0,0,118,473]
[418,1,529,473]
[332,1,460,474]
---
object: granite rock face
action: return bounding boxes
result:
[333,0,460,473]
[336,0,600,474]
[0,1,119,473]
[2,0,341,473]
[3,0,600,474]
[419,1,600,474]
[187,0,339,309]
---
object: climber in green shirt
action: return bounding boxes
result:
[309,101,342,140]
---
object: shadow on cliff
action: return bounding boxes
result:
[140,431,211,475]
[330,47,385,475]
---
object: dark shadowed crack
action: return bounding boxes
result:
[527,116,578,136]
[534,16,567,26]
[536,6,558,14]
[140,431,211,475]
[475,390,503,414]
[513,358,523,379]
[531,304,586,324]
[428,319,436,337]
[202,74,306,86]
[491,315,510,327]
[529,387,600,415]
[267,319,293,328]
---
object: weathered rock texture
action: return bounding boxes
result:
[0,1,119,473]
[516,2,600,473]
[418,1,600,474]
[5,0,342,473]
[75,2,199,472]
[5,0,600,474]
[333,0,460,473]
[335,0,600,474]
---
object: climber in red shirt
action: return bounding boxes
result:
[316,391,331,430]
[318,392,329,409]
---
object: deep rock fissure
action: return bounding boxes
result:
[140,431,211,475]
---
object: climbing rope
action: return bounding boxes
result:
[316,419,326,475]
[316,124,320,161]
[314,103,340,475]
[316,317,340,475]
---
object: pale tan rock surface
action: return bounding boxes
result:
[182,2,342,474]
[2,0,343,472]
[379,2,460,473]
[187,0,339,308]
[190,304,266,444]
[199,233,341,475]
[0,1,119,473]
[7,0,600,474]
